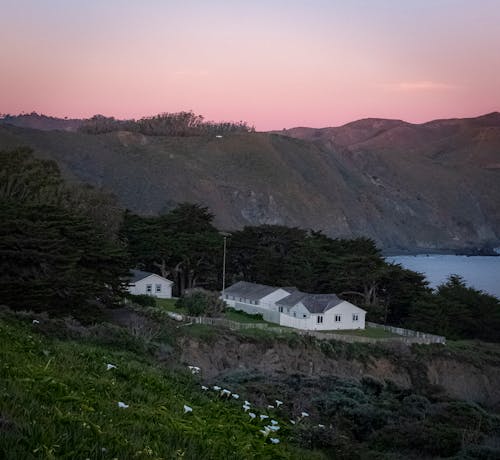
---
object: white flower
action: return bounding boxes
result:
[221,389,231,397]
[270,425,280,431]
[318,424,325,428]
[290,420,296,425]
[249,412,256,419]
[117,401,129,409]
[260,414,269,420]
[232,394,240,399]
[271,420,278,425]
[183,405,193,414]
[267,405,274,409]
[275,400,283,407]
[301,411,309,417]
[260,427,270,436]
[243,404,250,412]
[32,319,40,324]
[201,385,208,391]
[270,438,280,444]
[106,364,117,371]
[213,385,221,391]
[244,400,251,406]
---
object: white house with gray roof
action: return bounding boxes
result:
[127,269,173,299]
[222,281,366,330]
[276,291,366,330]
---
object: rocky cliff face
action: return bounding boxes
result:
[1,112,499,253]
[179,335,500,410]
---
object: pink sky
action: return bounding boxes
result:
[1,1,499,130]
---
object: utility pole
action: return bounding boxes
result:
[222,235,227,294]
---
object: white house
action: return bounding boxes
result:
[222,281,366,331]
[127,269,173,299]
[275,291,366,331]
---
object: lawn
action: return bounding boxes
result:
[155,299,267,324]
[155,297,183,312]
[325,327,400,338]
[224,309,267,324]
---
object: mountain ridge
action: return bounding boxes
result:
[1,113,499,253]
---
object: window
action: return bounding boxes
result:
[279,306,283,313]
[335,314,342,322]
[352,314,359,322]
[293,312,296,317]
[225,294,229,299]
[155,284,161,293]
[303,314,307,318]
[317,315,323,324]
[146,284,152,294]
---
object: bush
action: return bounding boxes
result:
[370,423,462,457]
[127,294,157,308]
[176,288,225,317]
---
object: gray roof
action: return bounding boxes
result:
[276,291,344,314]
[129,269,159,283]
[224,281,289,301]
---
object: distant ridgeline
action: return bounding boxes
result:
[0,111,254,136]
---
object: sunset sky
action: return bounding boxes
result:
[1,0,499,130]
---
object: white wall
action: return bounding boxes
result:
[128,274,172,299]
[288,302,310,319]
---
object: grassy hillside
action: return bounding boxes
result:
[0,313,322,460]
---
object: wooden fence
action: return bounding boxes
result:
[366,322,446,344]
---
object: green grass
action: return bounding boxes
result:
[155,297,185,313]
[223,309,267,324]
[326,327,400,339]
[155,299,267,325]
[0,315,324,460]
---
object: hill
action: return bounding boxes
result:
[1,113,499,253]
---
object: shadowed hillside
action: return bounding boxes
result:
[1,113,499,253]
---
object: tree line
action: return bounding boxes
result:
[123,207,500,342]
[78,111,254,136]
[0,147,128,319]
[1,147,499,340]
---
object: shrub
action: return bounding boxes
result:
[176,288,225,317]
[361,375,385,396]
[127,294,157,308]
[370,422,462,457]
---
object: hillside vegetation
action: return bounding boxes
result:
[0,311,322,460]
[2,305,500,459]
[1,113,499,252]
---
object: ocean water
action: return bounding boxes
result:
[386,255,500,298]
